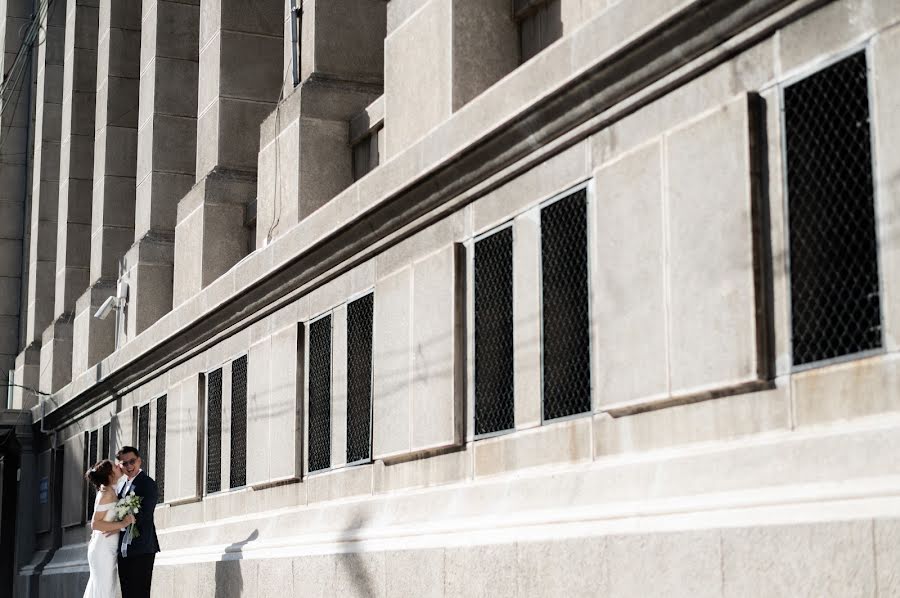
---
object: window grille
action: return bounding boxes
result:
[474,227,515,436]
[155,396,167,503]
[346,294,374,464]
[515,0,562,64]
[541,189,591,420]
[87,430,98,518]
[230,356,248,488]
[101,423,110,460]
[784,51,881,366]
[308,315,332,472]
[352,127,381,181]
[206,368,223,494]
[137,403,150,474]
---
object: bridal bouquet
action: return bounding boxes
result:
[114,491,142,554]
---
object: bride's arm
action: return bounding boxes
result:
[90,508,133,533]
[91,490,135,532]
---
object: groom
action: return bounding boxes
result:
[115,446,160,598]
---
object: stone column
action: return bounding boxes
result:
[71,0,140,377]
[121,0,198,343]
[0,0,36,396]
[40,0,99,393]
[22,0,65,396]
[171,0,283,307]
[254,0,384,246]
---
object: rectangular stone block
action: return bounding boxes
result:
[474,416,591,478]
[373,449,470,493]
[594,382,790,456]
[445,543,516,598]
[665,94,761,396]
[335,552,385,598]
[517,537,608,598]
[875,519,900,598]
[169,376,200,501]
[71,282,117,375]
[873,27,900,352]
[60,432,86,527]
[385,548,444,598]
[722,521,875,597]
[593,141,668,408]
[293,554,336,598]
[307,465,372,504]
[608,531,721,598]
[258,557,294,598]
[39,317,74,393]
[410,245,463,452]
[792,353,900,426]
[384,0,451,157]
[450,0,517,110]
[372,266,412,459]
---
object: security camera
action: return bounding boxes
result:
[94,296,118,320]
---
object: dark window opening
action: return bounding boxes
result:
[515,0,562,64]
[784,51,881,366]
[346,294,374,464]
[155,396,167,503]
[206,368,223,494]
[230,356,248,488]
[101,423,110,461]
[541,189,591,420]
[474,227,515,436]
[308,316,332,472]
[352,126,381,181]
[137,403,150,474]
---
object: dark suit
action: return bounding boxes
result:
[117,471,160,598]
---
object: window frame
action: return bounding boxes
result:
[537,180,595,425]
[344,288,376,467]
[228,353,249,491]
[469,221,517,441]
[202,364,225,496]
[305,309,335,476]
[778,42,885,373]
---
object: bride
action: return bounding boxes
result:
[83,460,135,598]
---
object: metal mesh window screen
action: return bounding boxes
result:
[346,294,374,464]
[155,396,167,503]
[308,316,332,472]
[87,430,98,518]
[230,356,248,488]
[101,423,110,460]
[541,189,592,420]
[137,403,150,474]
[474,228,515,436]
[206,369,223,494]
[785,52,881,366]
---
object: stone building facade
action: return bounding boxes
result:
[0,0,899,596]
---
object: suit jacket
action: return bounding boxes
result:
[118,471,161,557]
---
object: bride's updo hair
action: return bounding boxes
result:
[85,459,114,489]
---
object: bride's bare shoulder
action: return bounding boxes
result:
[97,487,118,505]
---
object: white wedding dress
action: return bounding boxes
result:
[82,495,119,598]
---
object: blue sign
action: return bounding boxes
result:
[39,477,48,504]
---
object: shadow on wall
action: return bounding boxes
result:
[214,529,258,598]
[339,514,376,597]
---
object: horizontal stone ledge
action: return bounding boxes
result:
[38,0,823,431]
[603,378,776,418]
